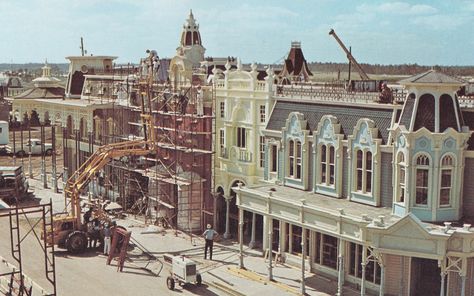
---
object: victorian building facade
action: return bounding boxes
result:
[234,70,474,296]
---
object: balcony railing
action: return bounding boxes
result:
[276,84,407,105]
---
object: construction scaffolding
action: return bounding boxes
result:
[126,69,215,233]
[0,202,57,296]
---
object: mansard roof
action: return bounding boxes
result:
[267,100,393,144]
[14,87,64,100]
[399,69,466,85]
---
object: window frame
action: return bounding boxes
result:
[396,152,406,203]
[220,101,225,118]
[259,105,266,123]
[319,144,335,186]
[259,136,265,168]
[414,153,430,207]
[236,127,246,148]
[270,144,278,173]
[287,139,302,179]
[439,154,454,207]
[354,149,373,194]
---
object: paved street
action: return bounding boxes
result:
[0,151,365,296]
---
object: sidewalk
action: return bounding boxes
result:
[121,218,364,296]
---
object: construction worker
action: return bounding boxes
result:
[196,86,204,116]
[203,224,218,260]
[379,83,393,104]
[83,208,93,224]
[103,223,112,255]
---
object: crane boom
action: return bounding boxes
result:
[65,139,153,227]
[329,29,370,80]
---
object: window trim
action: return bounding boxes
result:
[259,136,265,168]
[319,144,335,187]
[414,153,431,207]
[439,154,454,207]
[259,105,266,123]
[354,149,373,194]
[395,152,406,204]
[287,139,302,179]
[236,127,246,148]
[220,101,225,118]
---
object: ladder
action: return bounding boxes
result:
[106,227,132,272]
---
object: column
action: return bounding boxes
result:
[12,128,16,166]
[440,271,446,296]
[51,125,58,193]
[249,212,256,249]
[28,121,33,178]
[360,245,367,296]
[461,274,466,296]
[238,208,245,269]
[40,124,47,188]
[223,196,231,239]
[379,262,385,296]
[267,226,273,281]
[62,126,68,183]
[337,239,345,296]
[300,228,306,295]
[212,192,218,233]
[262,215,269,252]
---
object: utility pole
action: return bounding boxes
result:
[80,37,85,56]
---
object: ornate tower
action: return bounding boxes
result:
[176,10,206,67]
[392,70,471,222]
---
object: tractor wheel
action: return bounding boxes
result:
[196,273,202,286]
[66,231,87,254]
[45,149,53,156]
[16,150,25,157]
[167,276,175,290]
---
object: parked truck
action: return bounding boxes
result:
[6,138,53,157]
[0,166,29,203]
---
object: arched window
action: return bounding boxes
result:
[439,95,458,132]
[440,155,454,206]
[396,153,406,203]
[355,149,372,193]
[288,140,302,179]
[320,144,335,186]
[415,154,430,205]
[414,94,435,132]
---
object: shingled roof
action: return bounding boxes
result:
[399,69,466,85]
[266,100,394,144]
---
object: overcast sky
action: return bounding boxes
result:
[1,0,473,65]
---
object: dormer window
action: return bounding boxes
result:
[415,154,430,206]
[355,149,372,193]
[319,144,335,186]
[288,140,302,179]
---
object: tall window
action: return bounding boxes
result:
[320,144,335,186]
[314,232,338,269]
[259,105,266,123]
[236,127,246,148]
[355,150,372,193]
[220,101,225,118]
[270,145,278,173]
[348,242,381,284]
[219,129,225,148]
[259,136,265,168]
[288,140,302,179]
[415,154,430,205]
[396,153,406,203]
[440,155,453,206]
[289,140,295,177]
